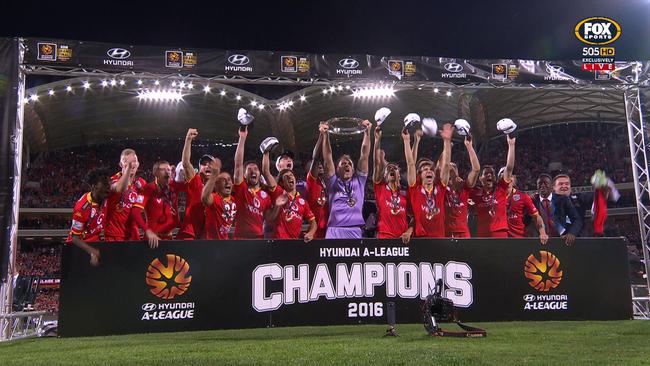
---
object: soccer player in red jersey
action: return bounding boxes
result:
[140,160,187,240]
[404,123,453,238]
[104,149,160,247]
[233,126,272,239]
[373,125,412,243]
[468,134,516,237]
[504,175,548,243]
[306,122,329,239]
[262,152,317,241]
[201,157,237,240]
[66,168,111,266]
[176,128,214,240]
[445,135,481,238]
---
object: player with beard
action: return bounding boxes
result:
[176,128,215,240]
[404,123,453,238]
[140,160,187,240]
[503,174,548,243]
[263,152,317,241]
[66,168,112,266]
[105,149,160,248]
[373,125,412,243]
[468,134,516,237]
[322,119,372,239]
[233,126,273,239]
[306,122,330,238]
[201,157,237,240]
[445,135,480,238]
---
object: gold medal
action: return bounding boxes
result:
[426,213,434,220]
[317,196,327,206]
[347,197,356,207]
[391,207,400,215]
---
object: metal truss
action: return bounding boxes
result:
[625,86,650,319]
[0,311,47,341]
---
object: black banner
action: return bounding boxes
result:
[0,38,19,281]
[59,238,631,337]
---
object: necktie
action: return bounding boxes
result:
[543,199,557,236]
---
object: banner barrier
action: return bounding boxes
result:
[21,38,646,84]
[59,238,631,337]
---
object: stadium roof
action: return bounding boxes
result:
[24,77,628,154]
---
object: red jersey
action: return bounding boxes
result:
[469,178,510,237]
[203,193,237,240]
[408,182,446,238]
[141,181,187,240]
[177,174,205,240]
[270,186,315,239]
[66,192,106,243]
[105,173,146,241]
[306,172,329,238]
[445,183,472,237]
[233,180,272,239]
[507,190,538,237]
[374,182,408,238]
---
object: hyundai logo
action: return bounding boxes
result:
[107,48,131,60]
[546,64,564,74]
[141,303,157,311]
[444,62,464,73]
[523,294,535,302]
[339,58,359,69]
[228,54,250,66]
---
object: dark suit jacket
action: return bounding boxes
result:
[569,192,592,237]
[531,193,583,236]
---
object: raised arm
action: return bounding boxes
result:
[261,151,277,189]
[503,134,516,183]
[309,123,326,177]
[412,129,423,162]
[201,158,221,207]
[322,124,335,179]
[234,126,248,185]
[464,136,481,188]
[112,159,134,193]
[403,129,416,186]
[357,120,372,174]
[372,127,384,183]
[182,128,198,181]
[439,123,454,186]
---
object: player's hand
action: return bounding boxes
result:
[238,125,248,138]
[146,229,160,249]
[401,128,410,141]
[275,193,288,206]
[414,128,423,140]
[186,128,198,140]
[507,134,516,145]
[303,232,314,243]
[89,248,100,266]
[440,123,454,140]
[208,157,222,172]
[374,126,382,140]
[539,231,549,245]
[464,135,473,148]
[319,121,329,133]
[561,233,575,246]
[401,230,412,245]
[361,119,372,131]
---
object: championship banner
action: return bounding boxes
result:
[0,38,19,281]
[59,238,631,337]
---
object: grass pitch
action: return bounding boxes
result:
[1,321,649,365]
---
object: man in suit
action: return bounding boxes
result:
[530,174,582,246]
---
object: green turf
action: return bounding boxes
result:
[1,321,649,365]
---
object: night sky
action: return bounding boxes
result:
[3,0,650,60]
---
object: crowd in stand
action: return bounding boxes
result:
[16,245,61,277]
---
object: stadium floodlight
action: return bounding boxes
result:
[83,81,91,89]
[235,95,242,100]
[446,91,452,96]
[137,90,183,102]
[299,95,306,101]
[48,89,55,96]
[110,79,117,86]
[288,100,294,106]
[179,81,186,89]
[101,80,108,87]
[187,82,194,89]
[119,79,126,86]
[65,85,72,92]
[345,85,351,90]
[258,104,265,110]
[352,85,395,98]
[433,88,439,93]
[220,90,227,96]
[137,79,143,85]
[322,89,329,94]
[154,80,160,86]
[329,86,336,93]
[337,85,343,91]
[203,85,211,93]
[250,101,258,107]
[29,94,38,102]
